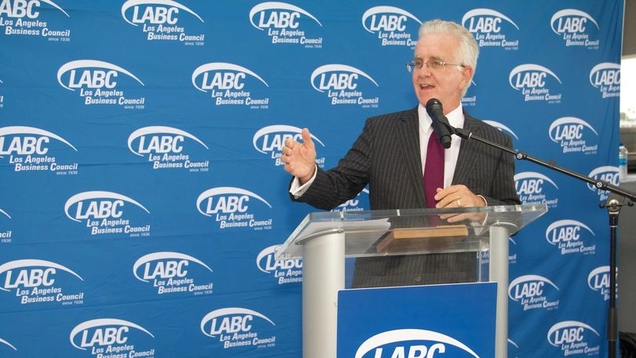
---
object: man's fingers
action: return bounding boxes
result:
[301,128,315,150]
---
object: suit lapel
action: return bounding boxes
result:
[453,115,481,185]
[396,107,426,204]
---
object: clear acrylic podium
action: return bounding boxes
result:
[276,204,548,358]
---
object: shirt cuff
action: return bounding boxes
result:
[289,165,318,199]
[477,195,488,207]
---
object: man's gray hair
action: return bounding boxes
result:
[418,19,479,96]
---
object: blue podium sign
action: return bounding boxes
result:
[337,282,497,358]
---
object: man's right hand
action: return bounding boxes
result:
[282,128,317,184]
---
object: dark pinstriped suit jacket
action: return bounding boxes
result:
[294,106,521,287]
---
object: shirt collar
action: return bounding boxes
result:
[418,103,465,133]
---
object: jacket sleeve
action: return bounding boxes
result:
[290,119,374,210]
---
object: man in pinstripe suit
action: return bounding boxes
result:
[281,19,520,287]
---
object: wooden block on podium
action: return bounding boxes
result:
[376,225,469,253]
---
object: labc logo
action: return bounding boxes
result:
[0,126,76,156]
[462,9,519,50]
[133,251,214,295]
[515,171,559,208]
[509,64,561,89]
[515,172,558,195]
[590,63,620,87]
[128,126,208,155]
[197,187,273,230]
[547,321,600,354]
[249,2,323,47]
[463,9,518,33]
[69,318,154,350]
[545,219,594,245]
[121,0,203,26]
[253,125,314,152]
[256,245,302,273]
[253,125,326,167]
[363,6,418,32]
[589,62,620,98]
[551,9,600,49]
[57,60,146,107]
[588,166,619,186]
[551,10,598,34]
[587,166,619,200]
[0,0,71,39]
[0,258,85,305]
[0,259,83,292]
[362,6,420,33]
[509,274,560,311]
[192,63,270,108]
[355,329,479,358]
[0,126,79,173]
[192,63,268,91]
[587,266,611,298]
[311,64,380,107]
[311,64,377,92]
[201,308,274,337]
[121,0,205,44]
[361,6,419,47]
[133,252,212,282]
[0,0,69,18]
[197,187,271,216]
[65,191,149,222]
[256,245,302,285]
[509,64,562,103]
[508,275,559,301]
[57,60,144,91]
[128,126,209,171]
[549,117,598,154]
[250,2,321,30]
[549,117,597,142]
[200,307,277,349]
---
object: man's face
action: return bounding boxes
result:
[412,33,473,114]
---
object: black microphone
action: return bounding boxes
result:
[425,98,453,149]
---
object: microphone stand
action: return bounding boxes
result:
[448,124,636,358]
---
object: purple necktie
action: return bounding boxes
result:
[424,132,444,208]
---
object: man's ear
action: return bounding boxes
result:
[460,66,474,90]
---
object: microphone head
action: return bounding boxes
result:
[425,98,443,114]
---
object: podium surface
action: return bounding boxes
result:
[277,204,547,358]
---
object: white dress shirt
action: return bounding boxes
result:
[418,103,464,188]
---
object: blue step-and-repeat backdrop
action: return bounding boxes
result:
[0,0,624,357]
